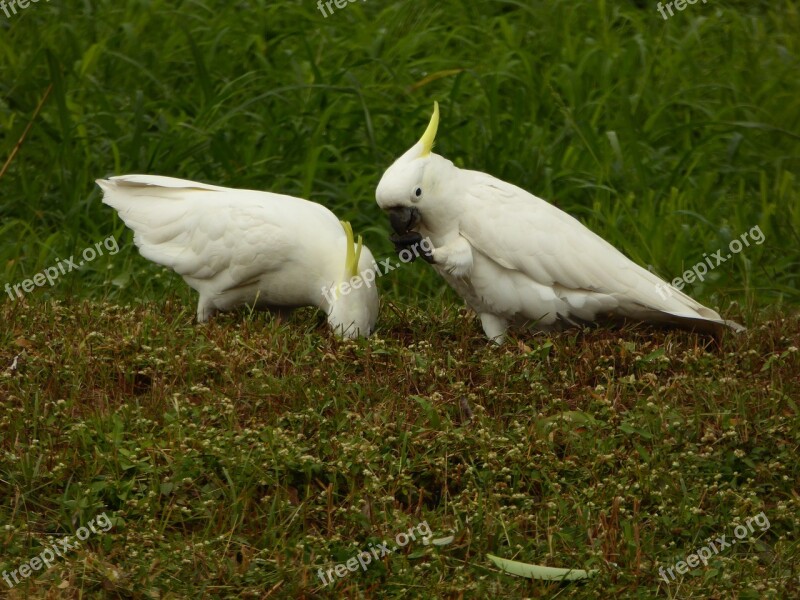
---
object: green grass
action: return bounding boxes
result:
[1,0,798,304]
[1,0,799,597]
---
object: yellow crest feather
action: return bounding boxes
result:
[340,221,361,278]
[419,101,439,157]
[353,234,363,278]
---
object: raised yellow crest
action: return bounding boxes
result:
[340,221,363,278]
[419,101,439,157]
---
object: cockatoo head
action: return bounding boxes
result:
[326,222,380,339]
[375,102,455,237]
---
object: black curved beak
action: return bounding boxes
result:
[387,206,421,235]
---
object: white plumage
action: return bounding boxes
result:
[98,175,379,338]
[376,103,744,343]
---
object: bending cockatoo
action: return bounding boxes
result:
[98,175,379,338]
[376,103,744,343]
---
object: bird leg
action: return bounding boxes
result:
[479,313,508,345]
[196,298,218,323]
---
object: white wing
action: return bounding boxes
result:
[98,175,342,303]
[458,172,741,333]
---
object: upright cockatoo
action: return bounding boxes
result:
[98,175,379,338]
[376,103,744,343]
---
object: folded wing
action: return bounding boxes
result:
[460,173,743,334]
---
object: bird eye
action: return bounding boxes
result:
[412,186,423,201]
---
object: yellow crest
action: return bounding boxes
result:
[419,101,439,157]
[340,221,363,278]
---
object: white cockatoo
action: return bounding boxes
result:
[98,175,379,338]
[376,103,744,343]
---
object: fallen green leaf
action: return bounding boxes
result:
[486,553,597,581]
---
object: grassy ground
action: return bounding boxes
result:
[1,0,799,598]
[1,300,799,598]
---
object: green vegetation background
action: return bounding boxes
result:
[1,0,798,309]
[1,1,799,598]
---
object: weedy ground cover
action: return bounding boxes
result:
[1,300,798,597]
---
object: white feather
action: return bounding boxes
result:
[456,172,737,329]
[99,175,379,338]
